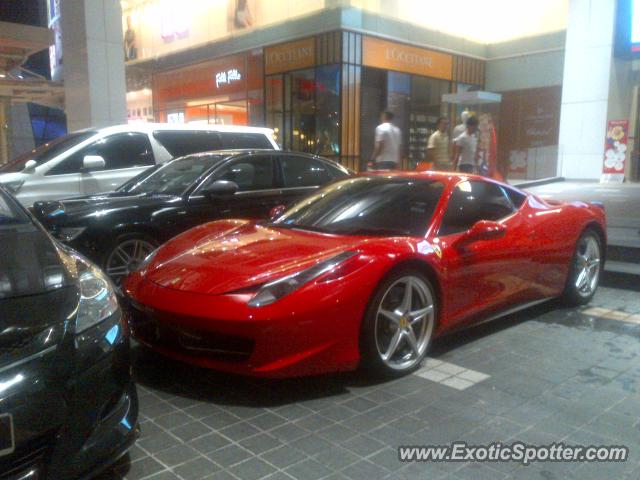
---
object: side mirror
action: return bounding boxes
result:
[23,159,37,172]
[454,220,506,248]
[82,155,106,171]
[201,180,238,197]
[269,204,286,220]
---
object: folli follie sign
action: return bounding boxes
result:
[265,38,315,75]
[363,37,453,81]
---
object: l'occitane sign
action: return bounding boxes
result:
[265,38,315,75]
[363,37,453,80]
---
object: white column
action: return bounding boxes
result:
[60,0,127,131]
[557,0,617,179]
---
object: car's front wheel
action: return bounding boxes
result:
[103,233,158,285]
[360,270,436,377]
[561,229,603,305]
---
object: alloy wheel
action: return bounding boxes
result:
[105,238,156,284]
[374,275,435,371]
[575,235,601,297]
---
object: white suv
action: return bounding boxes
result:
[0,123,278,206]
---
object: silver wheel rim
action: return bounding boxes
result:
[575,235,601,297]
[106,239,156,284]
[375,276,435,371]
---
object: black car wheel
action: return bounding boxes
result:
[561,229,603,306]
[360,269,436,377]
[103,233,158,284]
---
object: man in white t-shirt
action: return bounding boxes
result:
[452,115,479,174]
[370,111,402,170]
[452,110,469,142]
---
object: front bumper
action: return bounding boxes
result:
[0,311,139,480]
[122,276,377,378]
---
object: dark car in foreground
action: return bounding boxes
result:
[0,186,137,479]
[32,150,351,283]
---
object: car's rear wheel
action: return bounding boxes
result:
[562,229,602,305]
[360,270,436,377]
[103,234,158,285]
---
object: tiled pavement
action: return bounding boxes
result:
[102,272,640,480]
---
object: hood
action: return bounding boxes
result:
[142,221,365,295]
[32,192,178,224]
[0,172,24,182]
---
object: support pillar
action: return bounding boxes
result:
[60,0,127,131]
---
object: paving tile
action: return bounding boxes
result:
[116,456,165,479]
[260,445,308,469]
[153,444,201,467]
[171,421,213,442]
[229,457,277,480]
[239,433,282,455]
[285,458,334,480]
[206,444,253,468]
[188,432,232,454]
[173,456,221,479]
[313,445,360,471]
[219,421,262,441]
[154,411,195,430]
[440,377,475,390]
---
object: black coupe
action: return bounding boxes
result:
[32,150,351,283]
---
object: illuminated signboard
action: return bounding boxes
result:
[615,0,640,58]
[215,68,242,88]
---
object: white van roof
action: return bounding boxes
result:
[77,123,274,136]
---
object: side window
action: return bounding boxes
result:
[218,132,273,149]
[48,133,154,175]
[213,155,275,192]
[503,186,527,209]
[281,156,333,188]
[47,149,86,175]
[153,131,222,157]
[96,133,155,170]
[438,180,515,236]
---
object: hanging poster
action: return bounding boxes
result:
[601,119,628,183]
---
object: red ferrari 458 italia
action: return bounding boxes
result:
[122,172,606,378]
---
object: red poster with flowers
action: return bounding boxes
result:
[602,120,628,181]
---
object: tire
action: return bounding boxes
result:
[102,233,159,285]
[561,229,603,306]
[360,269,437,377]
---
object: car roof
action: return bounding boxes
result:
[75,123,274,136]
[360,170,526,192]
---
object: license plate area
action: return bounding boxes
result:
[0,414,15,457]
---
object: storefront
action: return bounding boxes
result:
[151,50,264,127]
[136,31,484,170]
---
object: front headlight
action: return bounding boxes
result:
[248,251,356,307]
[56,226,86,242]
[74,265,119,333]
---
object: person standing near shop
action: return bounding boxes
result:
[370,111,402,170]
[452,115,479,174]
[427,117,451,171]
[452,110,469,142]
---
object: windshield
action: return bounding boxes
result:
[120,154,226,195]
[0,131,96,173]
[273,177,445,237]
[0,188,30,225]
